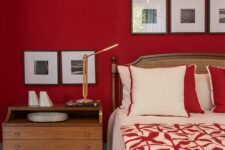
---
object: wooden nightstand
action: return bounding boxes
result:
[2,104,102,150]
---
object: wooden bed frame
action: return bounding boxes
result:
[111,53,225,110]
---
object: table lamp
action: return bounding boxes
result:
[76,43,119,103]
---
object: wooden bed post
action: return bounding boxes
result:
[112,56,117,110]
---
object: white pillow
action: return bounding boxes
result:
[195,74,213,110]
[129,66,188,117]
[117,66,131,109]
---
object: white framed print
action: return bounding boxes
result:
[210,0,225,33]
[24,51,59,85]
[61,51,96,84]
[132,0,167,34]
[171,0,205,33]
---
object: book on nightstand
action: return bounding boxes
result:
[65,100,99,107]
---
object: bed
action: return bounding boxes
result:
[107,53,225,150]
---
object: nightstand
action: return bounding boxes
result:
[2,104,102,150]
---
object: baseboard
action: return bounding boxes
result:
[103,143,107,150]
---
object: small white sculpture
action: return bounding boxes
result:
[39,91,53,107]
[28,91,39,107]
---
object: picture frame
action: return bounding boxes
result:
[171,0,205,33]
[209,0,225,33]
[131,0,167,34]
[24,51,59,85]
[61,51,96,84]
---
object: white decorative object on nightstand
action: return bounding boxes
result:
[28,91,39,107]
[39,91,53,107]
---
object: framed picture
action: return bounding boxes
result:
[24,51,59,85]
[171,0,205,33]
[209,0,225,33]
[61,51,96,84]
[131,0,167,34]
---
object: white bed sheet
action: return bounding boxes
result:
[107,108,225,150]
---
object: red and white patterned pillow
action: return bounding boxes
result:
[195,74,213,110]
[185,65,204,113]
[207,66,225,112]
[118,65,131,109]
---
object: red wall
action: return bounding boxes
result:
[1,0,225,142]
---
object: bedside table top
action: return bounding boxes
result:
[8,104,101,111]
[3,103,102,127]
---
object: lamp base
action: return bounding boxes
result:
[76,98,93,103]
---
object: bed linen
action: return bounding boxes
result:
[107,108,225,150]
[121,123,225,150]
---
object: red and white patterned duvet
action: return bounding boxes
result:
[121,123,225,150]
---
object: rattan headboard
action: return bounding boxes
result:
[111,53,225,110]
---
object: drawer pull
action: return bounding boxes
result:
[14,132,21,136]
[84,132,90,137]
[14,145,21,150]
[84,145,91,150]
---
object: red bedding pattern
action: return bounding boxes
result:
[121,123,225,150]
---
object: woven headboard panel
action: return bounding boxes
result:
[111,53,225,110]
[130,54,225,73]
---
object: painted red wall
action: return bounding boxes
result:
[1,0,225,142]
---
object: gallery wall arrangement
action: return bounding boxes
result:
[24,51,96,85]
[1,0,225,143]
[132,0,225,34]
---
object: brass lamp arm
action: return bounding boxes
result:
[87,44,119,58]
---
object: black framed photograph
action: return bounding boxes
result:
[171,0,205,33]
[24,51,59,85]
[132,0,167,34]
[61,51,96,84]
[209,0,225,33]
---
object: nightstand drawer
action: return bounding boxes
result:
[3,140,102,150]
[3,127,102,140]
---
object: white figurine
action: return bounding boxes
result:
[28,91,39,107]
[39,91,53,107]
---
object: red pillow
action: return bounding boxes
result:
[207,66,225,113]
[184,65,204,113]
